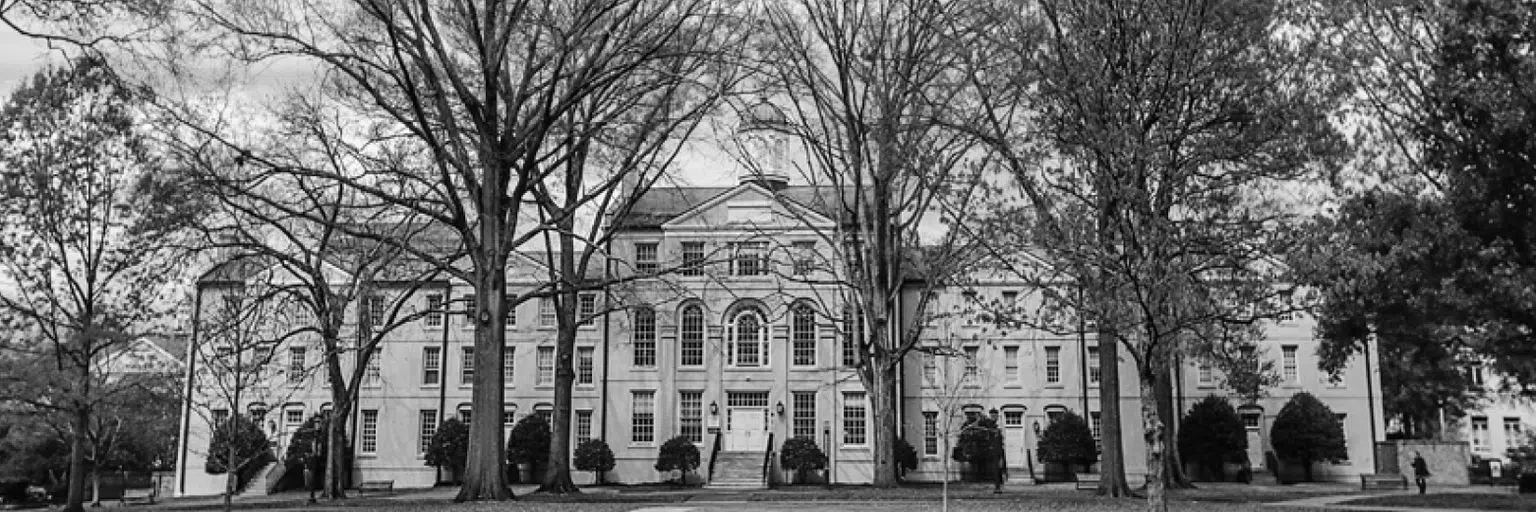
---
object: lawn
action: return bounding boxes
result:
[1341,492,1536,511]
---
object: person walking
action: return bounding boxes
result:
[1412,452,1431,494]
[994,447,1008,493]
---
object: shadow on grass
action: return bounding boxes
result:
[1341,492,1534,511]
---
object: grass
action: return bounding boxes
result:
[1341,492,1536,510]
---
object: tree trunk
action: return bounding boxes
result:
[868,360,899,488]
[1154,372,1194,488]
[539,291,579,494]
[1096,329,1135,497]
[325,404,350,498]
[63,406,88,512]
[90,468,100,507]
[1140,373,1168,512]
[455,262,513,501]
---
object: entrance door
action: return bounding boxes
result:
[727,408,768,451]
[1240,411,1264,469]
[1002,410,1026,469]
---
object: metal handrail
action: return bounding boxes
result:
[762,432,775,488]
[707,430,723,484]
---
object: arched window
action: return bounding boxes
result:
[791,304,817,366]
[679,305,704,367]
[730,308,768,367]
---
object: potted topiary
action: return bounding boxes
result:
[654,436,701,485]
[573,439,616,485]
[779,437,827,485]
[506,415,550,484]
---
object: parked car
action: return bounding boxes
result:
[0,479,49,509]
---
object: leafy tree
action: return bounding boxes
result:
[204,415,273,484]
[894,438,918,479]
[572,439,615,485]
[779,437,827,484]
[0,55,195,512]
[505,415,550,482]
[952,416,1002,481]
[1039,411,1097,472]
[1177,397,1247,481]
[653,436,700,483]
[1270,393,1347,482]
[425,419,470,483]
[283,412,331,472]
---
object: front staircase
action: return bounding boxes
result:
[706,451,769,490]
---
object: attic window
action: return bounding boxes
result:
[727,202,772,224]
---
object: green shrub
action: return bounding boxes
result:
[779,437,826,484]
[506,414,551,481]
[1039,411,1097,471]
[1270,392,1347,482]
[654,436,700,482]
[425,418,470,480]
[1178,396,1247,481]
[952,416,1002,481]
[205,414,272,475]
[573,439,616,484]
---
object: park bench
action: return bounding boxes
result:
[119,488,155,506]
[1075,473,1101,491]
[357,480,395,494]
[1359,474,1407,491]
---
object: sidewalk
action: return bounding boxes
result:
[1266,485,1518,512]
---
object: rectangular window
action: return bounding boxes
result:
[680,306,704,367]
[963,346,980,381]
[577,347,594,385]
[1004,410,1023,427]
[1242,412,1261,430]
[632,391,655,444]
[536,407,552,426]
[284,409,305,432]
[422,346,441,386]
[1198,362,1214,385]
[793,391,816,439]
[537,347,554,386]
[680,391,703,443]
[1045,346,1061,384]
[539,298,556,328]
[505,297,516,328]
[419,410,438,455]
[1504,417,1522,448]
[365,346,382,385]
[1335,414,1349,460]
[792,241,816,276]
[502,346,514,386]
[681,241,705,276]
[842,307,862,367]
[922,352,938,387]
[1004,346,1019,383]
[1469,365,1486,386]
[367,294,385,328]
[459,407,472,424]
[424,293,444,327]
[576,410,593,445]
[578,293,597,327]
[633,307,657,367]
[842,392,867,446]
[460,347,475,386]
[635,242,658,273]
[287,347,306,383]
[1087,346,1101,385]
[923,411,939,455]
[462,295,476,329]
[1282,345,1298,383]
[792,305,816,366]
[1473,417,1490,452]
[360,410,379,454]
[733,241,769,276]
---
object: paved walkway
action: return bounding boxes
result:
[1265,484,1518,512]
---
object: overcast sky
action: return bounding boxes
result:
[0,26,58,99]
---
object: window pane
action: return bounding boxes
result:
[680,305,704,366]
[680,391,702,443]
[792,305,817,366]
[360,410,379,454]
[633,307,656,367]
[422,347,441,386]
[632,391,655,444]
[419,410,437,454]
[537,347,554,386]
[577,347,594,385]
[842,392,866,446]
[461,347,475,385]
[793,391,816,439]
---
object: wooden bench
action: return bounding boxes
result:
[357,480,395,494]
[120,488,155,505]
[1359,474,1408,491]
[1075,473,1101,490]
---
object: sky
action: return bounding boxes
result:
[0,25,56,98]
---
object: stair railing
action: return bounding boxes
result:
[761,432,775,489]
[706,430,723,485]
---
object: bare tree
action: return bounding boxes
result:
[970,1,1347,509]
[752,0,998,487]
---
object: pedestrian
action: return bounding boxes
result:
[1412,451,1430,494]
[994,449,1008,493]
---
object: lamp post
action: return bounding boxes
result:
[306,435,319,504]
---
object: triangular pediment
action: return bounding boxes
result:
[662,183,836,231]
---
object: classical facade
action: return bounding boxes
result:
[173,106,1386,497]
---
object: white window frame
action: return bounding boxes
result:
[842,392,868,447]
[419,409,438,455]
[502,345,514,387]
[679,305,704,367]
[424,293,444,328]
[635,242,658,273]
[791,304,817,367]
[679,391,703,443]
[536,346,554,387]
[422,346,442,387]
[360,409,379,455]
[460,346,475,387]
[1004,345,1019,384]
[631,391,656,445]
[728,308,769,368]
[576,346,594,386]
[680,241,706,276]
[1045,346,1061,384]
[539,297,556,328]
[1282,345,1299,384]
[578,293,597,328]
[633,307,657,367]
[1087,346,1100,386]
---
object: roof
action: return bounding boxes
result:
[617,184,850,229]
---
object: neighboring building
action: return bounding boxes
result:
[1447,365,1533,461]
[173,102,1386,496]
